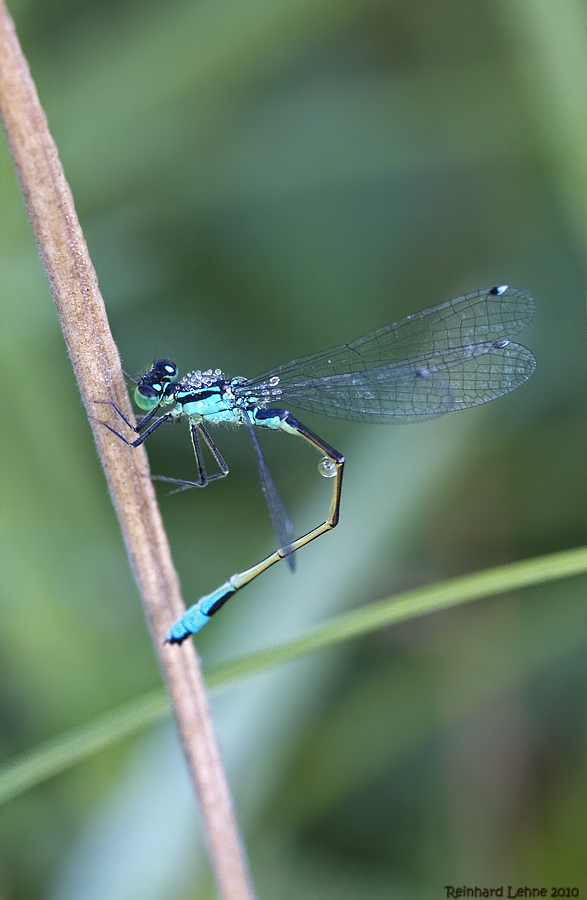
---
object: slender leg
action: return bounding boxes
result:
[100,410,176,447]
[94,399,163,436]
[166,410,344,643]
[153,424,230,492]
[199,423,230,477]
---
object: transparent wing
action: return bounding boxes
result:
[245,342,536,423]
[243,411,295,568]
[236,286,536,423]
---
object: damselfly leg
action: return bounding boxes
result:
[152,423,229,492]
[165,410,344,643]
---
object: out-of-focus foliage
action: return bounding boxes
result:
[0,0,584,897]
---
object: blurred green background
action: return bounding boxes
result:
[0,0,585,897]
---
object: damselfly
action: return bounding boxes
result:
[101,285,536,643]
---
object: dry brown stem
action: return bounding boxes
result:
[0,4,256,897]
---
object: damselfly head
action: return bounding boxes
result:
[134,359,179,410]
[150,359,178,381]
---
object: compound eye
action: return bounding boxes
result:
[153,359,178,380]
[142,382,163,398]
[135,382,163,411]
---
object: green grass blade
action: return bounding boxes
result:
[208,546,587,686]
[1,546,585,805]
[0,690,170,806]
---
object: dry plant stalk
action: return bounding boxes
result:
[0,4,256,898]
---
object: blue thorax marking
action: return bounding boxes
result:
[171,371,272,427]
[174,380,239,425]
